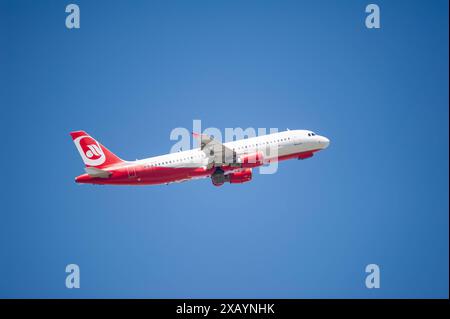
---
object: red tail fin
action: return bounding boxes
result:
[70,131,125,168]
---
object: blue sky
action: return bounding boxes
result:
[0,0,448,298]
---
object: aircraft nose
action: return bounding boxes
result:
[319,136,330,149]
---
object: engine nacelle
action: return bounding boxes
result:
[228,168,252,184]
[239,151,264,168]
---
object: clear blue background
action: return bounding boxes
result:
[0,0,448,298]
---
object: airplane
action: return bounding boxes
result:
[70,129,330,187]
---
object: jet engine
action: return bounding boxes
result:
[211,168,252,186]
[228,168,252,184]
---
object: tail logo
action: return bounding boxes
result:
[74,136,106,166]
[85,144,102,159]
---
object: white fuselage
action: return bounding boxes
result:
[138,130,330,170]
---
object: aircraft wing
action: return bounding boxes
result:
[192,132,239,168]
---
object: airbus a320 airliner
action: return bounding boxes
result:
[71,129,330,186]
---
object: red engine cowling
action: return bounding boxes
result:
[228,168,252,184]
[239,151,264,168]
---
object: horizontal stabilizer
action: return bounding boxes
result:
[84,167,111,178]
